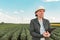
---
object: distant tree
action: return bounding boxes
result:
[0,22,4,24]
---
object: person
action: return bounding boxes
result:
[30,6,51,40]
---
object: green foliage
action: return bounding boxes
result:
[0,24,60,40]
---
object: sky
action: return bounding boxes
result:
[0,0,60,23]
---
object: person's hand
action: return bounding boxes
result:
[43,31,50,38]
[46,31,50,37]
[43,32,48,37]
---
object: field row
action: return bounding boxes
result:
[0,24,60,40]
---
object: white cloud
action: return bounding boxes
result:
[0,9,32,24]
[19,10,24,13]
[44,0,60,2]
[13,10,24,14]
[45,16,60,23]
[13,11,19,14]
[0,12,18,23]
[0,11,31,24]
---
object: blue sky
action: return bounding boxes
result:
[0,0,60,23]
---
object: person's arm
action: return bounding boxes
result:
[30,20,43,38]
[46,20,52,37]
[46,20,51,33]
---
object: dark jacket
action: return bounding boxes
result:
[30,18,51,40]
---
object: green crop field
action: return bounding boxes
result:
[0,23,60,40]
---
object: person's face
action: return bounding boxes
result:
[36,9,45,18]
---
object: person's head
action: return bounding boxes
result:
[35,6,45,18]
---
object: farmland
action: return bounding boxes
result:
[0,23,60,40]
